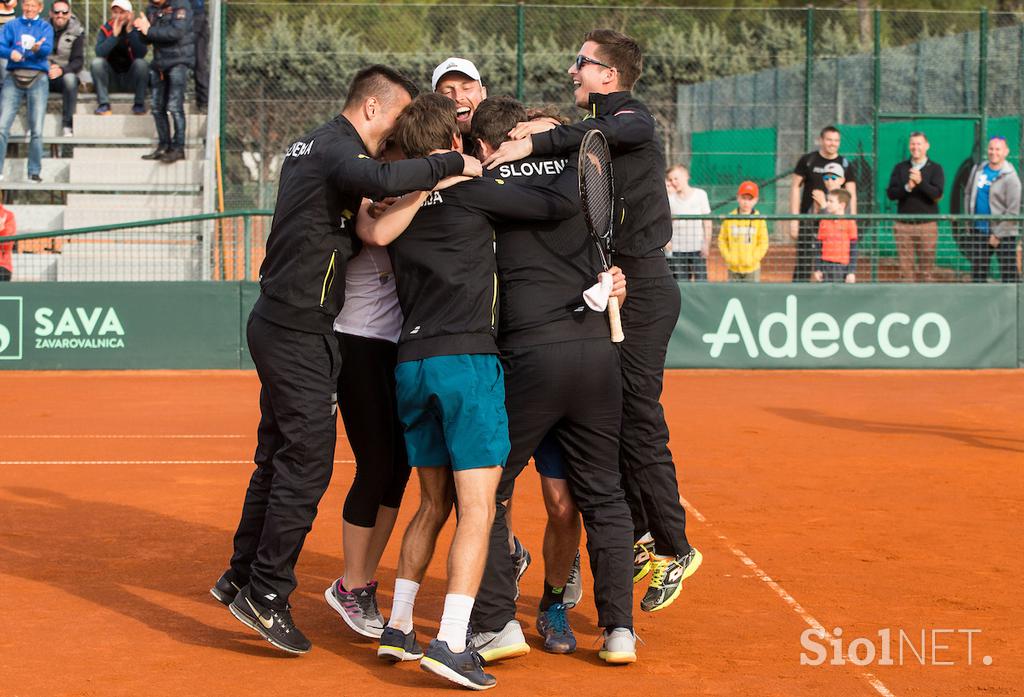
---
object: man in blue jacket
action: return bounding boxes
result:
[0,0,53,183]
[133,0,193,163]
[91,0,148,116]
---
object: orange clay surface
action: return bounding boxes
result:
[2,370,1022,697]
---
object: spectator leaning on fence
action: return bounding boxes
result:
[0,195,14,281]
[134,0,193,163]
[665,164,711,282]
[719,180,769,283]
[791,125,856,282]
[885,132,945,282]
[0,0,53,183]
[92,0,148,116]
[964,135,1021,284]
[47,0,83,138]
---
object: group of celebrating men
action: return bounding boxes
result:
[208,28,701,691]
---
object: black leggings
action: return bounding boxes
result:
[336,333,410,527]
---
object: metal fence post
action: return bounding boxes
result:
[1019,23,1024,173]
[244,215,253,280]
[978,8,988,155]
[804,5,814,152]
[871,8,881,281]
[516,2,525,102]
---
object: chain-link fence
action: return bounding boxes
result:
[11,3,1024,284]
[670,213,1022,284]
[5,211,271,281]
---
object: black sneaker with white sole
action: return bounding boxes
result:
[377,626,424,662]
[210,571,242,606]
[229,585,311,654]
[420,639,496,691]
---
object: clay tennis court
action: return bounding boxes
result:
[3,369,1020,696]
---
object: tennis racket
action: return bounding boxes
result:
[578,129,624,343]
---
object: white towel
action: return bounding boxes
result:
[583,272,614,312]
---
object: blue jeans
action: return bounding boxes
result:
[49,72,79,128]
[0,71,49,176]
[91,57,149,107]
[149,64,188,149]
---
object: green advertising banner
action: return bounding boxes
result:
[670,284,1018,369]
[0,282,1019,370]
[0,282,241,370]
[240,282,260,370]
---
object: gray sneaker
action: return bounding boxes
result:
[511,536,531,601]
[598,627,637,664]
[324,578,386,638]
[469,619,530,664]
[563,550,583,608]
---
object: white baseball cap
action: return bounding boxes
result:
[111,0,132,11]
[431,57,482,90]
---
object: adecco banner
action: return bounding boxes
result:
[0,282,241,369]
[669,284,1018,369]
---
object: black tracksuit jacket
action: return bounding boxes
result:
[253,115,465,334]
[531,91,672,277]
[389,170,577,363]
[489,155,609,347]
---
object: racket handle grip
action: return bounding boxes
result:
[608,295,625,343]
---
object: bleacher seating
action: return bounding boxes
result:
[4,92,208,281]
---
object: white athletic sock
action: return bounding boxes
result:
[386,578,420,633]
[436,593,475,653]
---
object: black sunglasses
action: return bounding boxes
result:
[574,54,613,72]
[52,8,70,13]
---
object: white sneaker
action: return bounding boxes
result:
[469,619,530,663]
[62,127,73,137]
[598,627,637,664]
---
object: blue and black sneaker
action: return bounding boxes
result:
[377,625,424,662]
[536,602,576,654]
[420,639,497,691]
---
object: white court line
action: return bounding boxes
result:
[0,434,348,439]
[0,459,357,465]
[681,496,896,697]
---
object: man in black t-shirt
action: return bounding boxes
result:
[790,125,856,281]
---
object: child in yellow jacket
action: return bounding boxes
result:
[719,181,769,282]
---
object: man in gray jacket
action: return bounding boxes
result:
[47,0,84,137]
[964,136,1021,283]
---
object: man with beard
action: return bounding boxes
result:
[484,29,702,617]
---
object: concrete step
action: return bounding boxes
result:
[9,113,63,138]
[74,100,204,116]
[57,241,200,281]
[74,113,206,139]
[71,146,203,161]
[1,159,70,182]
[66,192,203,209]
[6,205,63,232]
[63,207,203,228]
[10,253,58,282]
[68,159,203,185]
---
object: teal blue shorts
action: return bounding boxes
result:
[394,354,510,471]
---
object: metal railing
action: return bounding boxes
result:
[2,210,273,283]
[2,210,1021,284]
[669,213,1023,283]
